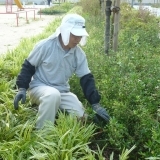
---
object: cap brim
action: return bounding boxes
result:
[71,28,89,37]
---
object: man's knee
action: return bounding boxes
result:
[41,88,61,103]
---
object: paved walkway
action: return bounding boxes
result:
[133,5,160,17]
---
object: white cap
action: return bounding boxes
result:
[48,14,89,46]
[61,14,89,37]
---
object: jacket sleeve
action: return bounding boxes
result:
[80,73,101,105]
[16,59,35,89]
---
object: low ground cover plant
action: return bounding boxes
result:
[0,1,160,159]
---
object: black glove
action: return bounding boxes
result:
[92,103,110,122]
[14,88,26,110]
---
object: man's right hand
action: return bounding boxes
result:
[14,88,26,110]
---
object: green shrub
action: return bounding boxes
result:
[39,2,75,15]
[70,2,160,159]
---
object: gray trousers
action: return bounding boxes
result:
[28,86,85,129]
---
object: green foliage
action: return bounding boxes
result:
[119,3,160,51]
[78,0,101,17]
[31,113,96,159]
[39,2,75,15]
[70,2,160,159]
[119,145,136,160]
[0,113,104,159]
[151,3,160,8]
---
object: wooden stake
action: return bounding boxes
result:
[112,0,120,52]
[105,0,112,54]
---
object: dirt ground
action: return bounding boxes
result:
[0,5,61,55]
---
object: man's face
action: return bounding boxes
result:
[66,33,82,48]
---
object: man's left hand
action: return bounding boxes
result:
[92,103,110,122]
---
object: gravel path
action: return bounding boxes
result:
[0,5,60,55]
